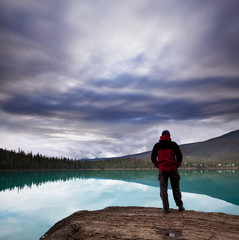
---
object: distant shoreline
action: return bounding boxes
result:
[0,167,238,172]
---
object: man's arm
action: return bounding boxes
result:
[174,143,183,167]
[151,144,159,168]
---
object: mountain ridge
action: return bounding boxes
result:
[1,129,238,170]
[120,129,239,162]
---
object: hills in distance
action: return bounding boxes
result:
[0,129,239,170]
[120,129,239,167]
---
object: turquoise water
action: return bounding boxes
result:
[0,169,239,240]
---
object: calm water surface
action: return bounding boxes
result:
[0,169,239,240]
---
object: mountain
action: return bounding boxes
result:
[124,129,239,163]
[1,130,238,170]
[180,129,239,162]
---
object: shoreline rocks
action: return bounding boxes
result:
[40,206,239,240]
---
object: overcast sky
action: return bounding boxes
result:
[0,0,239,159]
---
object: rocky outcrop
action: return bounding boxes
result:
[40,206,239,240]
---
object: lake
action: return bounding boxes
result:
[0,169,239,240]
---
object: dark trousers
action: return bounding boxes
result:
[158,169,183,209]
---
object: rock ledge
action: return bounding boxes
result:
[40,206,239,240]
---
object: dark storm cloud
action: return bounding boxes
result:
[0,0,239,158]
[197,0,239,66]
[0,0,69,83]
[0,0,239,86]
[1,75,239,125]
[0,0,68,46]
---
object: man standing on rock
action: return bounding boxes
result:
[151,130,185,213]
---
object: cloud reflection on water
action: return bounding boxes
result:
[0,178,239,240]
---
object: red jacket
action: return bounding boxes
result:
[151,135,183,171]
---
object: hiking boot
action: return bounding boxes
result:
[178,206,185,212]
[163,208,170,214]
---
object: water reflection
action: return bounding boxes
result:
[0,179,156,240]
[1,169,239,205]
[0,177,239,240]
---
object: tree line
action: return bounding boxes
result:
[0,148,238,170]
[0,148,78,170]
[0,148,154,170]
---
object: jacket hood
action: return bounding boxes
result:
[160,134,171,141]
